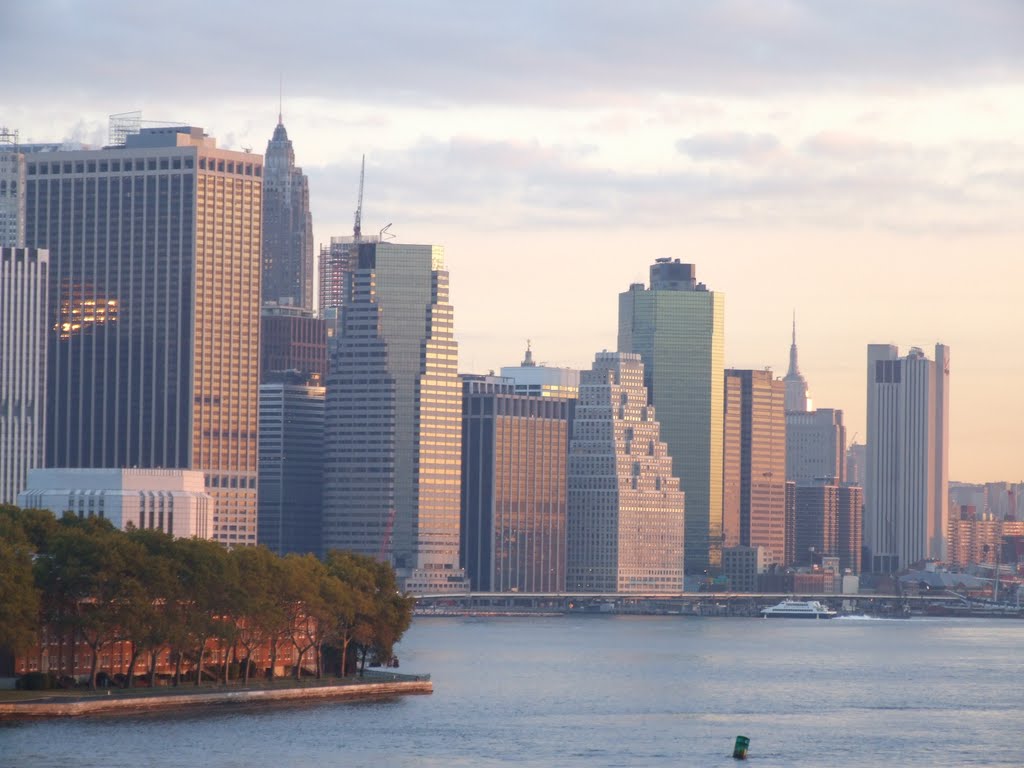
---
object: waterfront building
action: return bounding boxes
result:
[838,485,863,574]
[793,481,838,567]
[460,375,572,592]
[722,545,765,593]
[499,343,580,399]
[323,242,468,593]
[783,314,812,413]
[723,369,787,567]
[19,468,212,539]
[865,344,950,572]
[262,116,313,309]
[23,126,262,546]
[0,247,48,504]
[566,351,685,593]
[786,408,846,485]
[619,258,724,573]
[260,302,327,381]
[258,370,325,556]
[0,128,26,246]
[947,509,1024,569]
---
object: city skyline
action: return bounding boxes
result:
[4,2,1023,481]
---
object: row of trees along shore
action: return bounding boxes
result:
[0,505,414,691]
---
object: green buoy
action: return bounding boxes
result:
[733,735,750,760]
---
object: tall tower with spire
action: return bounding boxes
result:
[784,312,812,413]
[262,106,314,309]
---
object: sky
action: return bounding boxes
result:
[5,1,1023,482]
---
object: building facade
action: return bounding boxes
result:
[0,128,26,247]
[783,315,812,413]
[260,303,327,381]
[19,468,212,539]
[837,485,863,574]
[566,352,685,593]
[722,545,766,593]
[258,371,325,556]
[619,258,724,573]
[460,375,572,592]
[323,242,468,593]
[0,247,48,504]
[23,126,262,546]
[262,117,313,309]
[786,408,846,485]
[865,344,950,572]
[723,369,788,567]
[793,481,839,567]
[499,343,580,398]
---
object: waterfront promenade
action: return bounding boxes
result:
[0,671,431,720]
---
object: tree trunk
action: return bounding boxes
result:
[315,642,322,679]
[89,641,100,692]
[173,650,183,687]
[149,649,159,689]
[340,636,350,678]
[195,640,207,687]
[269,636,278,681]
[126,642,141,689]
[294,645,304,681]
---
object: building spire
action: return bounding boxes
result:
[278,74,283,125]
[522,339,535,367]
[784,310,811,412]
[787,309,800,377]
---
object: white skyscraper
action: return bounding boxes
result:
[865,344,950,572]
[0,247,48,504]
[566,351,685,593]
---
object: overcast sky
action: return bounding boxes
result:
[5,1,1023,481]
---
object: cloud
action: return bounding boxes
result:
[676,132,782,163]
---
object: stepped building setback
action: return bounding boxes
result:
[566,351,685,593]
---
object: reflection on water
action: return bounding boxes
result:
[3,616,1022,768]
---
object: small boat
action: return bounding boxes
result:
[760,600,836,619]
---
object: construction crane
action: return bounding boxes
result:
[353,154,365,241]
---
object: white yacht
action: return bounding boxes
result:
[760,600,836,619]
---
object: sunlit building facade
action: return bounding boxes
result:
[0,247,48,504]
[566,352,685,593]
[865,344,950,572]
[723,369,788,567]
[323,242,468,593]
[786,408,846,485]
[461,375,572,592]
[619,258,724,574]
[23,126,262,545]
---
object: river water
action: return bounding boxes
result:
[2,615,1022,767]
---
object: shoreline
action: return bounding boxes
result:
[0,677,432,720]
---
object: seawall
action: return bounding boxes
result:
[0,679,432,720]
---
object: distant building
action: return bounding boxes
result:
[783,314,812,413]
[794,482,838,567]
[258,371,325,556]
[947,509,1024,569]
[619,259,725,573]
[865,344,950,572]
[260,303,327,381]
[785,480,796,566]
[0,128,26,246]
[460,375,572,592]
[786,408,846,485]
[262,116,313,309]
[723,369,787,567]
[24,126,262,546]
[499,343,579,398]
[566,352,685,593]
[20,468,212,539]
[722,546,765,593]
[846,442,866,486]
[323,242,468,593]
[838,485,863,574]
[0,247,48,505]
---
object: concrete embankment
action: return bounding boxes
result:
[0,679,432,720]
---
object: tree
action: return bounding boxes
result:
[0,532,39,655]
[232,546,284,685]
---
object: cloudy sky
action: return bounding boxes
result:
[6,1,1023,481]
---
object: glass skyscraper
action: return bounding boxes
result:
[619,259,725,573]
[323,242,468,593]
[24,126,262,546]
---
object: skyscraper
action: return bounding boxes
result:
[461,375,572,592]
[783,313,812,413]
[0,128,26,247]
[499,342,580,398]
[566,351,685,593]
[24,126,262,546]
[323,242,468,593]
[786,408,846,485]
[865,344,950,572]
[723,369,788,567]
[0,247,48,504]
[259,302,327,381]
[262,115,313,308]
[619,258,725,573]
[258,370,325,556]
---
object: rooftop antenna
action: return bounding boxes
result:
[278,74,283,125]
[354,154,365,240]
